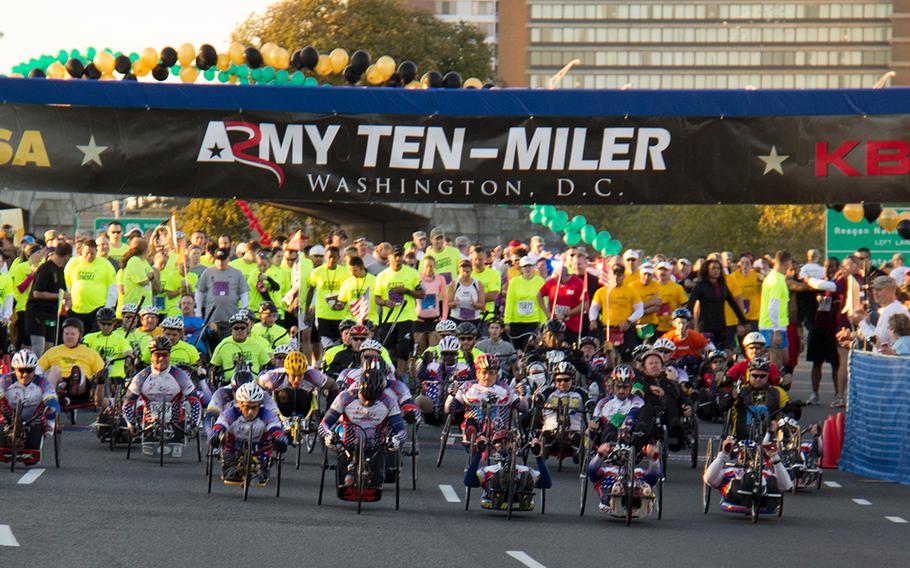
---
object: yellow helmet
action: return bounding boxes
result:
[284,351,308,375]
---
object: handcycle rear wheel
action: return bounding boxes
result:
[437,414,452,468]
[625,449,636,526]
[356,434,366,515]
[10,402,21,472]
[242,427,254,502]
[410,421,418,490]
[690,417,700,469]
[702,437,714,514]
[464,433,476,511]
[579,436,593,517]
[317,443,329,506]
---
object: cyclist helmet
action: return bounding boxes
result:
[139,306,159,318]
[362,354,387,374]
[553,361,577,377]
[748,356,772,373]
[360,339,383,354]
[438,335,460,353]
[743,331,767,347]
[349,325,369,338]
[362,319,376,332]
[579,336,600,348]
[284,351,308,375]
[148,336,172,353]
[475,353,499,372]
[338,318,357,332]
[230,369,255,390]
[228,312,249,326]
[541,319,566,337]
[707,350,728,362]
[257,301,277,314]
[640,348,664,365]
[631,344,650,363]
[234,382,265,404]
[671,307,693,320]
[62,317,84,333]
[653,337,677,353]
[120,303,139,314]
[359,368,387,402]
[273,344,293,356]
[435,320,457,334]
[11,349,39,369]
[96,307,117,322]
[612,364,635,386]
[456,322,478,337]
[161,316,184,330]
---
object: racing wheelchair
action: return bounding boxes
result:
[206,421,284,501]
[1,400,60,471]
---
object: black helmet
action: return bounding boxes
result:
[361,354,387,374]
[96,307,117,322]
[455,322,477,337]
[338,318,357,332]
[148,336,172,353]
[707,350,728,362]
[62,317,84,333]
[632,344,650,363]
[359,368,387,402]
[257,301,277,314]
[362,319,376,332]
[541,319,566,337]
[748,356,771,373]
[553,361,577,378]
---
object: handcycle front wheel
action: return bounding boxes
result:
[702,437,714,514]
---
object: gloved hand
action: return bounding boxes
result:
[273,435,288,453]
[390,434,404,450]
[403,410,417,424]
[529,438,542,456]
[209,431,223,449]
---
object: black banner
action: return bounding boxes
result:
[1,102,909,204]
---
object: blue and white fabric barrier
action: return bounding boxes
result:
[840,351,910,484]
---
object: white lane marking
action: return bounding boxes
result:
[439,484,461,503]
[0,525,20,547]
[824,481,842,488]
[852,498,872,505]
[507,551,547,568]
[886,516,908,524]
[17,468,45,485]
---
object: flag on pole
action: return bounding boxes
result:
[286,230,307,251]
[350,287,371,323]
[842,275,862,318]
[598,258,616,290]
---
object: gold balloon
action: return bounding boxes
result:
[228,42,245,66]
[272,47,290,69]
[842,203,865,223]
[140,47,158,69]
[375,55,395,80]
[365,64,383,85]
[463,77,483,89]
[47,61,66,79]
[216,53,230,71]
[177,43,195,67]
[101,72,116,81]
[404,80,423,89]
[900,211,910,223]
[179,66,199,83]
[420,72,431,87]
[93,51,116,74]
[879,208,900,232]
[132,59,151,77]
[329,48,349,74]
[315,54,332,75]
[261,42,278,66]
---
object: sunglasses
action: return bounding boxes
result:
[109,230,122,234]
[15,367,35,374]
[232,325,248,331]
[751,373,769,379]
[351,336,367,341]
[555,377,572,383]
[458,336,474,341]
[99,321,115,325]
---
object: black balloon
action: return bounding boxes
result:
[350,50,370,74]
[65,58,85,78]
[343,64,361,84]
[827,203,845,212]
[442,71,462,89]
[114,54,132,74]
[385,73,402,88]
[397,60,417,83]
[425,70,443,88]
[195,54,213,71]
[482,82,495,89]
[28,68,46,78]
[122,73,137,81]
[300,46,319,70]
[898,220,910,240]
[160,47,178,67]
[152,64,170,81]
[863,202,882,223]
[83,63,102,80]
[290,49,303,69]
[244,47,263,69]
[199,44,217,67]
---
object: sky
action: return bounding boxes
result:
[0,0,276,73]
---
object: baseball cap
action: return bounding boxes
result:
[623,249,639,260]
[353,236,367,245]
[640,263,655,275]
[20,235,35,245]
[519,257,534,267]
[125,227,143,238]
[430,227,445,239]
[657,261,673,271]
[44,229,58,241]
[508,239,522,248]
[309,245,326,256]
[678,258,691,266]
[455,236,470,247]
[412,230,427,240]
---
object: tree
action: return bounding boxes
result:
[232,0,494,81]
[177,199,330,243]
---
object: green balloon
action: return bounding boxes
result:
[303,76,318,87]
[581,224,596,244]
[217,71,230,83]
[554,210,569,225]
[570,215,586,231]
[290,71,305,85]
[235,64,249,76]
[276,69,289,83]
[530,210,542,223]
[203,68,215,81]
[261,66,276,81]
[606,240,623,255]
[250,68,262,81]
[549,218,567,232]
[86,47,96,60]
[541,205,556,219]
[563,231,581,246]
[593,232,609,251]
[172,65,181,75]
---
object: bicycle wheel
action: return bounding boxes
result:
[158,404,166,468]
[206,447,215,494]
[275,452,283,498]
[317,444,328,506]
[660,424,669,482]
[242,428,254,502]
[356,434,366,515]
[657,475,664,520]
[625,451,635,526]
[690,418,699,469]
[53,422,60,468]
[10,402,21,472]
[305,411,320,454]
[464,433,476,511]
[395,449,401,511]
[702,437,713,514]
[778,493,784,517]
[506,436,518,521]
[410,421,418,491]
[195,426,202,463]
[436,414,452,468]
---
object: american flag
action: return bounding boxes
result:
[286,230,307,251]
[598,258,616,290]
[350,287,370,323]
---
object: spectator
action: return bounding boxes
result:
[26,242,72,355]
[195,248,250,340]
[882,313,910,356]
[760,250,792,370]
[858,275,910,352]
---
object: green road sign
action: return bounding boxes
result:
[94,217,167,237]
[826,208,910,267]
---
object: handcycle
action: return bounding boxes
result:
[777,416,823,493]
[285,393,323,469]
[56,366,99,425]
[539,396,585,473]
[206,422,284,501]
[92,356,133,451]
[317,421,402,514]
[1,400,60,471]
[126,399,193,467]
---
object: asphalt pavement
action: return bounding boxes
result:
[1,366,908,568]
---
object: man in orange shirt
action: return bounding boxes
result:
[660,308,710,369]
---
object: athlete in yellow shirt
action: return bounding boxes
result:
[654,261,689,334]
[589,265,644,360]
[38,317,105,405]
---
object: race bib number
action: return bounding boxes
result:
[459,308,477,320]
[818,296,832,313]
[420,294,436,310]
[554,304,570,318]
[517,300,534,316]
[742,299,751,313]
[213,281,229,296]
[658,302,671,316]
[608,328,625,346]
[389,290,404,304]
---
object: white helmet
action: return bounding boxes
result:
[360,339,383,353]
[743,331,767,347]
[438,335,460,353]
[121,303,139,314]
[11,349,38,369]
[653,338,677,352]
[234,382,265,404]
[273,344,293,355]
[435,320,457,334]
[161,316,184,330]
[139,306,160,317]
